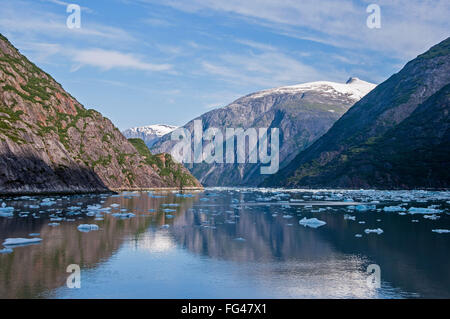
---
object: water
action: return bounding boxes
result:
[0,188,449,299]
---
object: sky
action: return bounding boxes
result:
[0,0,449,130]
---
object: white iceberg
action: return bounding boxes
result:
[3,237,42,246]
[383,206,406,212]
[299,217,326,228]
[77,224,99,232]
[364,228,384,235]
[432,229,450,234]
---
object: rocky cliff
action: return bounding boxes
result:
[263,37,450,189]
[0,34,200,194]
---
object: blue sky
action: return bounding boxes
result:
[0,0,449,130]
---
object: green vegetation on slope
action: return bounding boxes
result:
[128,138,199,189]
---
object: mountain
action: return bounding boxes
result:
[263,37,450,189]
[152,78,375,186]
[122,124,178,148]
[128,138,201,189]
[0,34,200,194]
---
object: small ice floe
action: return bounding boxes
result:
[358,221,366,224]
[423,214,440,220]
[412,220,419,223]
[364,228,384,235]
[376,219,382,222]
[409,207,442,214]
[233,237,246,242]
[383,206,406,212]
[0,247,13,254]
[432,229,450,234]
[50,217,63,222]
[29,233,40,237]
[77,224,99,232]
[165,215,174,219]
[299,217,326,228]
[95,218,104,221]
[344,214,356,221]
[3,238,42,246]
[40,198,56,206]
[160,224,170,229]
[355,205,376,211]
[110,204,120,208]
[162,203,180,207]
[163,209,176,213]
[48,223,60,227]
[111,213,135,219]
[355,234,363,238]
[282,215,293,219]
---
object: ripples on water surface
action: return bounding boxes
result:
[0,188,449,299]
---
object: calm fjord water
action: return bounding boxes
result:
[0,188,449,299]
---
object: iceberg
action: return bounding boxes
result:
[3,238,42,246]
[383,206,406,212]
[299,217,326,228]
[77,224,99,232]
[364,228,384,235]
[409,207,442,214]
[432,229,450,234]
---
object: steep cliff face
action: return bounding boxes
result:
[264,37,450,189]
[152,78,375,186]
[0,34,199,194]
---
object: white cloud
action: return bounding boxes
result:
[72,49,173,71]
[150,0,450,59]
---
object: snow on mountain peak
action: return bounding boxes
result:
[122,124,178,147]
[248,78,376,101]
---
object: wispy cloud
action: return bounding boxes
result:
[151,0,450,59]
[72,49,173,72]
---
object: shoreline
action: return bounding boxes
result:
[0,187,204,198]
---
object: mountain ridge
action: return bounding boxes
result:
[263,37,450,189]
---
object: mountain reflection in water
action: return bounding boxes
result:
[0,189,449,298]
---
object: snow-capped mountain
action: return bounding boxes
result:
[122,124,178,148]
[152,77,376,186]
[248,77,376,101]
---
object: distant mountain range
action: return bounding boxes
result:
[263,37,450,189]
[0,34,200,194]
[152,77,375,186]
[122,124,178,148]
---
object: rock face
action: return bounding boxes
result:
[0,34,200,194]
[128,138,202,188]
[264,37,450,189]
[152,77,375,186]
[122,124,178,148]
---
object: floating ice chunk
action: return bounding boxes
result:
[50,217,63,221]
[77,224,99,232]
[160,224,170,229]
[412,220,419,223]
[29,233,40,236]
[233,237,246,242]
[282,215,293,219]
[112,213,135,219]
[299,217,326,228]
[0,211,14,217]
[409,207,442,214]
[165,215,174,219]
[355,234,363,238]
[432,229,450,234]
[364,228,384,235]
[0,248,13,254]
[423,214,440,220]
[3,238,42,246]
[383,206,406,212]
[162,204,180,207]
[163,209,176,213]
[110,204,120,208]
[358,221,366,224]
[355,205,376,211]
[344,214,356,220]
[48,223,60,227]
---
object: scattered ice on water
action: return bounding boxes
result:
[299,217,326,228]
[3,238,42,246]
[432,229,450,234]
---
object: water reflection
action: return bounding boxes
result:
[0,189,449,298]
